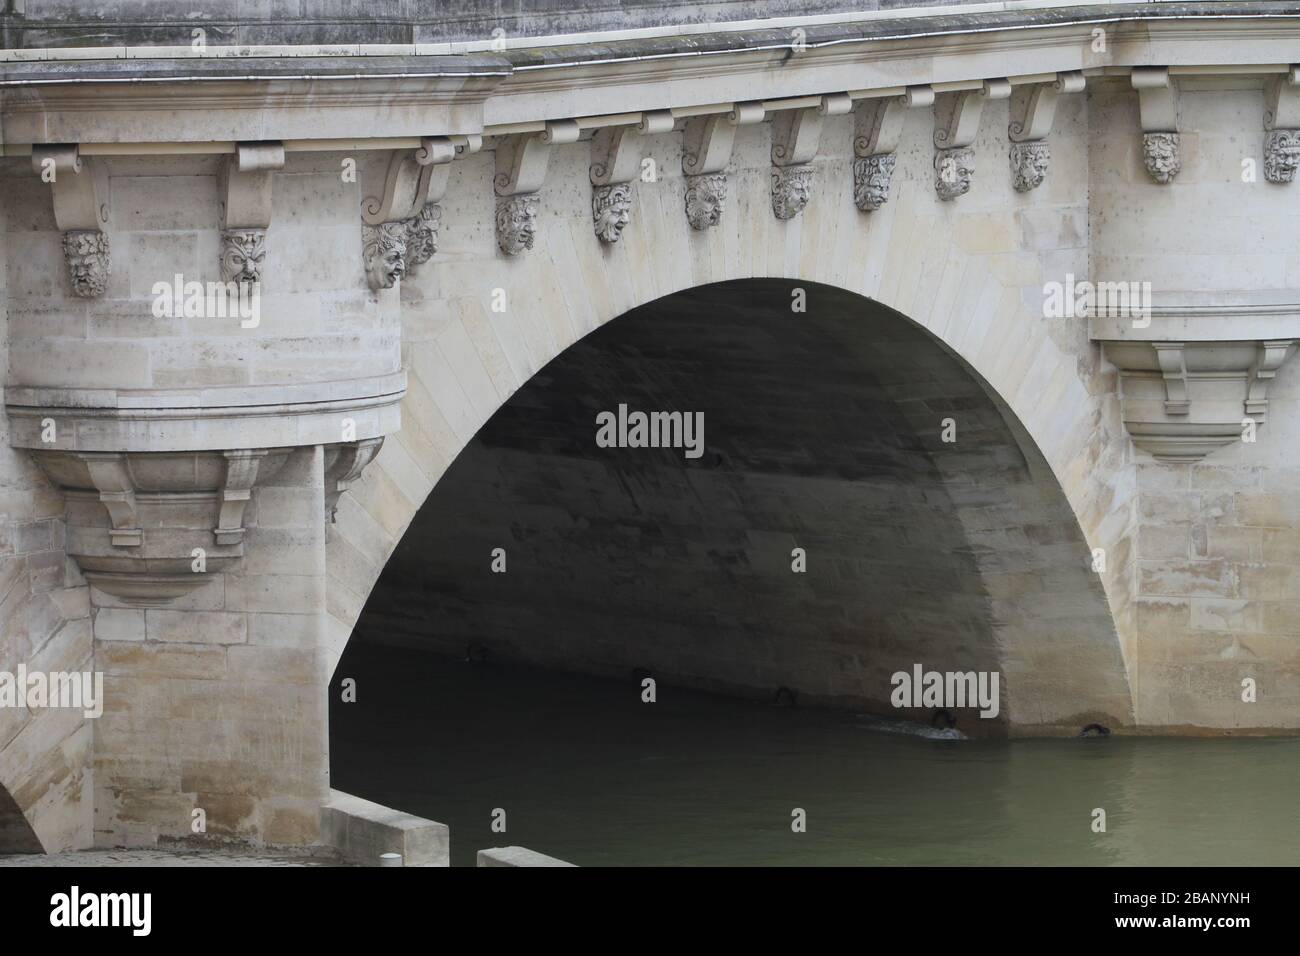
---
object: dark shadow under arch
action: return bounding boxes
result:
[0,781,42,854]
[344,279,1132,734]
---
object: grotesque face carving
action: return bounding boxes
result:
[220,229,267,287]
[61,230,110,298]
[405,203,442,268]
[934,147,975,201]
[592,183,633,243]
[1143,132,1181,184]
[1264,129,1300,184]
[1009,141,1051,193]
[853,153,896,212]
[684,173,727,230]
[362,221,408,290]
[496,195,538,256]
[770,165,815,220]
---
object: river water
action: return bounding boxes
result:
[330,644,1299,867]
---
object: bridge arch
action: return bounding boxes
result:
[345,277,1133,732]
[324,110,1140,732]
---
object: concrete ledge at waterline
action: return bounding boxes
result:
[477,846,577,867]
[320,790,449,867]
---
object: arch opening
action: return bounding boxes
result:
[341,279,1132,735]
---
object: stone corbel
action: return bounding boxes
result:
[853,86,933,211]
[1263,67,1300,183]
[32,145,111,298]
[325,438,385,523]
[1007,71,1085,191]
[767,95,847,220]
[361,138,455,285]
[494,121,579,255]
[215,449,267,546]
[80,453,142,548]
[1246,340,1297,418]
[1153,342,1191,415]
[932,80,1008,200]
[1132,67,1180,184]
[218,141,284,287]
[1097,334,1299,462]
[682,103,764,229]
[589,111,672,243]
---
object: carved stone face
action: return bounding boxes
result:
[934,147,975,201]
[496,195,538,256]
[362,221,408,290]
[1143,132,1181,184]
[770,165,814,220]
[405,203,441,267]
[61,230,110,298]
[220,229,266,286]
[853,153,896,211]
[592,183,633,243]
[684,173,727,230]
[1264,129,1300,184]
[1009,141,1051,192]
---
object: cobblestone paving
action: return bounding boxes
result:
[0,847,351,866]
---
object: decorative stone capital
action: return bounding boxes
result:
[403,202,442,268]
[1264,129,1300,183]
[362,221,409,289]
[61,229,110,298]
[1143,132,1182,184]
[1009,141,1051,192]
[770,164,814,220]
[684,173,727,230]
[220,228,267,287]
[495,194,539,255]
[853,153,896,211]
[935,146,975,201]
[592,182,633,243]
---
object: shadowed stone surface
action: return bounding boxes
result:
[358,280,1131,735]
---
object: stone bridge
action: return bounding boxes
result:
[2,0,1300,853]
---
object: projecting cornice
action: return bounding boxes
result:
[5,4,1300,151]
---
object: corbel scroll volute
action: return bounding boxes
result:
[682,102,764,176]
[220,141,285,230]
[1009,72,1085,143]
[31,145,110,232]
[494,121,579,197]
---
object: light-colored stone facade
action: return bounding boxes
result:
[1,2,1299,853]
